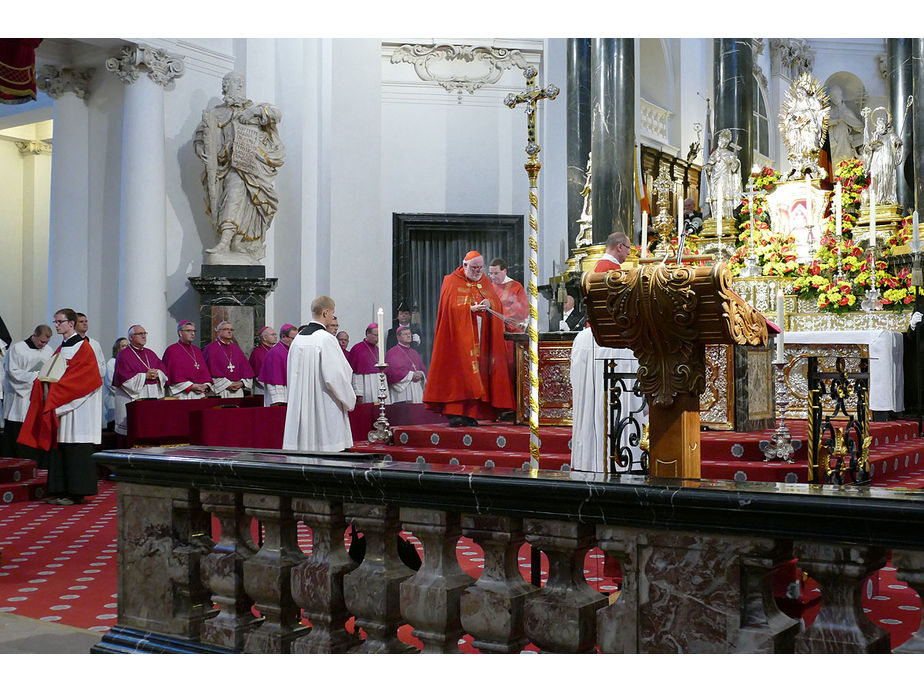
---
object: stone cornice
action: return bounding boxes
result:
[36,65,94,100]
[105,44,185,88]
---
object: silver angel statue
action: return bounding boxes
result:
[861,106,902,206]
[779,73,830,180]
[194,71,286,264]
[702,129,742,219]
[575,152,593,247]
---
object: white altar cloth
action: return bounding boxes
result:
[786,330,904,412]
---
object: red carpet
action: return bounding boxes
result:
[1,476,921,651]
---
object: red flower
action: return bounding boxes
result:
[904,295,915,304]
[839,296,849,306]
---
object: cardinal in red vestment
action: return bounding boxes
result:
[423,251,514,427]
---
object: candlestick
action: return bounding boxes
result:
[776,289,785,362]
[641,211,648,258]
[914,210,920,252]
[376,307,385,364]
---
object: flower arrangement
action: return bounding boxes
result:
[885,215,913,255]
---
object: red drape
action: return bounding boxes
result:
[0,39,43,104]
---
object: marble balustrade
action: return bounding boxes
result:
[90,446,924,654]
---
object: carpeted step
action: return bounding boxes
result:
[389,423,572,455]
[0,457,39,484]
[0,475,47,504]
[357,442,570,471]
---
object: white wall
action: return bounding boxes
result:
[0,141,26,340]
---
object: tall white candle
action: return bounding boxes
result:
[835,182,842,237]
[914,210,920,251]
[716,183,723,236]
[776,289,785,361]
[377,307,385,364]
[748,185,755,249]
[870,186,877,246]
[641,211,648,258]
[676,183,683,239]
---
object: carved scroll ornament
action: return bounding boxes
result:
[390,44,530,95]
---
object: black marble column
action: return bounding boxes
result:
[591,38,635,245]
[567,38,592,251]
[888,39,914,212]
[911,40,924,213]
[713,39,753,189]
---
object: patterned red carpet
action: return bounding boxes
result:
[1,476,921,651]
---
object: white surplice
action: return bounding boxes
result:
[211,376,252,398]
[388,372,426,403]
[283,323,356,453]
[264,383,287,406]
[113,370,167,435]
[569,327,647,474]
[55,339,103,444]
[2,339,54,422]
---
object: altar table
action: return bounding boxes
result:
[786,330,904,413]
[126,396,264,446]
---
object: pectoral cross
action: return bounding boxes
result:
[505,66,558,472]
[228,363,234,373]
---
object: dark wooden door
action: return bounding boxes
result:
[392,213,524,365]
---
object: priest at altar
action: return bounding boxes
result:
[488,257,528,381]
[161,321,212,399]
[203,321,254,398]
[423,250,514,427]
[385,325,427,403]
[594,232,631,271]
[259,323,297,405]
[349,323,388,404]
[112,324,167,436]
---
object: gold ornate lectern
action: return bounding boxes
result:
[582,263,769,479]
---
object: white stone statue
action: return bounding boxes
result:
[861,106,903,206]
[702,129,742,219]
[827,85,863,167]
[575,152,593,247]
[194,71,286,265]
[779,73,830,180]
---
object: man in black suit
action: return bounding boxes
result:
[558,290,585,331]
[384,300,424,355]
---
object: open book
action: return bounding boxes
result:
[37,352,67,383]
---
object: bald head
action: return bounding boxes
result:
[606,232,631,263]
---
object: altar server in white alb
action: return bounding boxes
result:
[111,325,168,436]
[569,325,647,474]
[2,324,53,458]
[283,296,356,452]
[18,308,103,505]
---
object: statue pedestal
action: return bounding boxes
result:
[699,218,738,261]
[857,203,904,245]
[188,265,278,354]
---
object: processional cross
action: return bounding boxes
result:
[505,66,559,470]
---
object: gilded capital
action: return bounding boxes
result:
[36,65,94,100]
[105,44,184,88]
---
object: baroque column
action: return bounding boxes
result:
[37,65,93,317]
[887,39,914,212]
[914,40,924,215]
[713,39,753,189]
[567,38,592,251]
[591,38,635,245]
[106,45,184,354]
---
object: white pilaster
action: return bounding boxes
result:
[106,45,184,354]
[39,66,92,319]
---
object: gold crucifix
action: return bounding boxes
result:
[505,66,558,470]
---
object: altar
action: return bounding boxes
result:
[785,329,904,414]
